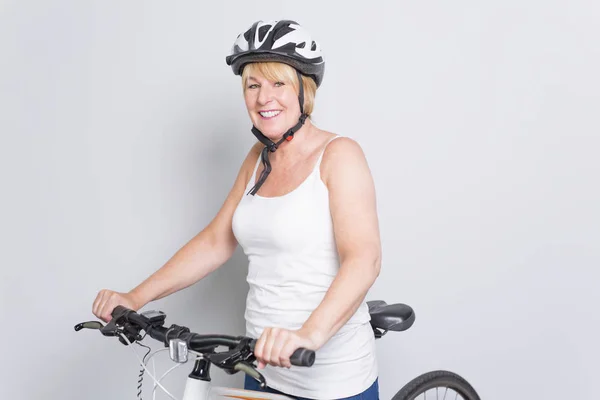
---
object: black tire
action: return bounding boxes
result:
[392,370,480,400]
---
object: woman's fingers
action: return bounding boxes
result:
[262,328,278,366]
[92,290,106,320]
[255,328,299,369]
[254,328,269,369]
[99,292,115,322]
[92,290,137,323]
[272,329,292,368]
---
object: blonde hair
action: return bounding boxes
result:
[241,62,317,116]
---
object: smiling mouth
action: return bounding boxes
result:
[259,110,282,119]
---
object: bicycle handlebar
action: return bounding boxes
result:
[101,306,315,367]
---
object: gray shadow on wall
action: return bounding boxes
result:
[155,99,254,386]
[51,102,254,398]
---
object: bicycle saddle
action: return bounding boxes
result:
[367,300,415,332]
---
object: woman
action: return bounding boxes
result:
[92,20,381,400]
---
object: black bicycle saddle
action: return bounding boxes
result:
[367,300,415,332]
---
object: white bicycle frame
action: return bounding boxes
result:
[182,378,293,400]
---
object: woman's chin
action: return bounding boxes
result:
[254,125,285,140]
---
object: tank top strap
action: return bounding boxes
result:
[314,135,342,172]
[250,150,262,186]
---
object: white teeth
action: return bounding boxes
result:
[259,110,281,118]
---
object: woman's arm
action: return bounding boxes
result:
[92,143,262,321]
[253,137,381,368]
[301,138,381,347]
[300,137,381,345]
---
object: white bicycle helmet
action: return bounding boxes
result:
[225,20,325,87]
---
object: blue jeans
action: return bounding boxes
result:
[243,375,379,400]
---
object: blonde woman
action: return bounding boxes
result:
[93,20,381,400]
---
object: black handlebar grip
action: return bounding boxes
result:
[112,305,128,315]
[289,348,315,367]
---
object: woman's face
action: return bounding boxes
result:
[243,69,301,140]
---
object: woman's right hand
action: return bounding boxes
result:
[92,290,141,322]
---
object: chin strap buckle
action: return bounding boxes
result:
[284,113,308,142]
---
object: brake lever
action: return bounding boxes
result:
[234,361,267,389]
[207,348,243,370]
[75,318,140,346]
[206,337,256,374]
[74,321,105,331]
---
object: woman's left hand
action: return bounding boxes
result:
[253,327,322,369]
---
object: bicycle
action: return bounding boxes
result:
[75,301,481,400]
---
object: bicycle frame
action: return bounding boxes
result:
[181,378,292,400]
[148,353,294,400]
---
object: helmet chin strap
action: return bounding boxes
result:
[248,70,309,196]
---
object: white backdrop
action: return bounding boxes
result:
[1,1,598,399]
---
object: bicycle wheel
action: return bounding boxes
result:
[392,370,480,400]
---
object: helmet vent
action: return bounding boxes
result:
[258,25,271,43]
[272,24,295,42]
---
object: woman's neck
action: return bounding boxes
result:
[269,120,319,162]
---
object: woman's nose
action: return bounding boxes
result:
[257,86,274,105]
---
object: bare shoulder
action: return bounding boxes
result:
[323,136,365,159]
[320,136,370,187]
[320,135,379,257]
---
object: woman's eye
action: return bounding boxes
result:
[248,84,259,89]
[274,81,285,87]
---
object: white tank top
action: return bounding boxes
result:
[232,136,378,399]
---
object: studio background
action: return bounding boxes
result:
[1,1,598,399]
